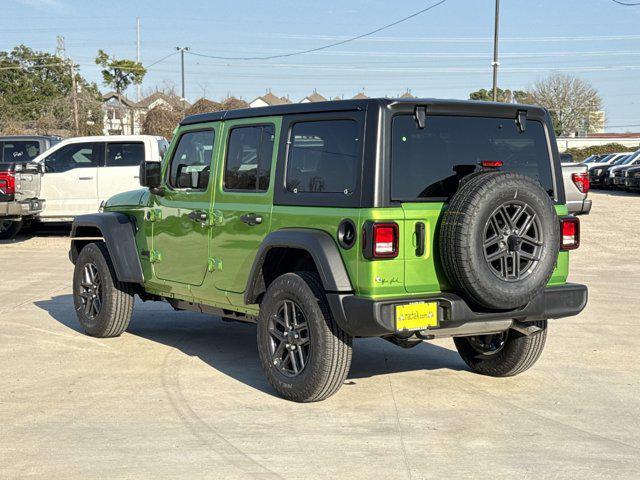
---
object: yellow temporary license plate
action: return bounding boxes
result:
[395,302,439,331]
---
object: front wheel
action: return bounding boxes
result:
[454,320,547,377]
[257,272,353,402]
[72,242,134,338]
[0,219,22,240]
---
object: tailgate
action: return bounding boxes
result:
[15,164,42,201]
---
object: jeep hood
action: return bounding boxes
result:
[104,188,149,208]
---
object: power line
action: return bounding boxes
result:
[187,0,448,61]
[611,0,640,5]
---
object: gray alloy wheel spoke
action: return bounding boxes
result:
[519,212,537,236]
[269,328,286,342]
[483,234,501,249]
[289,350,299,374]
[519,250,541,262]
[511,252,520,278]
[486,248,508,262]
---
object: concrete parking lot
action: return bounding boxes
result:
[1,190,639,480]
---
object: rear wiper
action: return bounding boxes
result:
[415,106,427,129]
[515,109,527,133]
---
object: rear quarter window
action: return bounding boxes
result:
[391,115,555,201]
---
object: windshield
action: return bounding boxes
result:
[621,152,640,165]
[391,115,554,200]
[1,140,41,163]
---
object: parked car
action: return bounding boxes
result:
[0,135,62,164]
[69,98,586,402]
[624,165,640,191]
[0,161,44,239]
[612,164,640,189]
[603,150,640,188]
[561,162,591,214]
[590,154,630,188]
[0,135,168,239]
[582,153,610,164]
[586,152,628,171]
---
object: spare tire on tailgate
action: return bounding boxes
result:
[439,172,560,310]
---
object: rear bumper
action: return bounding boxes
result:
[327,283,588,337]
[0,198,44,218]
[566,198,592,215]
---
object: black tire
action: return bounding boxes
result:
[440,172,560,310]
[0,219,22,240]
[454,320,547,377]
[257,272,353,402]
[72,242,134,338]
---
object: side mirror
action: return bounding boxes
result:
[139,161,161,189]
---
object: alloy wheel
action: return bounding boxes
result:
[483,201,543,282]
[267,299,311,377]
[79,263,102,319]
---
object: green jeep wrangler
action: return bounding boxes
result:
[69,98,587,402]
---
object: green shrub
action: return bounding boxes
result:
[563,143,638,162]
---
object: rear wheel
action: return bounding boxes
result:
[454,320,547,377]
[0,219,22,240]
[72,242,134,338]
[257,272,353,402]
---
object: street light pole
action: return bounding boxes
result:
[492,0,500,102]
[176,46,190,100]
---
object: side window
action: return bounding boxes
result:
[224,124,275,191]
[44,143,97,173]
[2,141,41,163]
[168,130,215,190]
[105,142,144,167]
[286,119,359,195]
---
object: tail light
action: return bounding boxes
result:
[363,222,399,259]
[560,217,580,250]
[0,172,15,195]
[571,172,590,194]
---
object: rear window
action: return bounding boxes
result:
[391,115,555,201]
[1,141,41,163]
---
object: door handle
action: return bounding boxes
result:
[78,176,94,180]
[188,210,208,222]
[240,213,263,226]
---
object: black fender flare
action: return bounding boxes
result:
[69,212,144,284]
[244,228,353,304]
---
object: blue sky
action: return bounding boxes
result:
[2,0,640,131]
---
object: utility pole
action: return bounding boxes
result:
[492,0,500,102]
[136,17,141,102]
[70,62,80,135]
[176,46,190,100]
[56,36,79,135]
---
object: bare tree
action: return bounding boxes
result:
[141,105,181,140]
[530,73,602,136]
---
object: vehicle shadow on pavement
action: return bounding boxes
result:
[36,294,467,397]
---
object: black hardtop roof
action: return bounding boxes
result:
[0,135,62,141]
[180,97,547,126]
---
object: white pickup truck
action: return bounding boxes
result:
[0,135,167,239]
